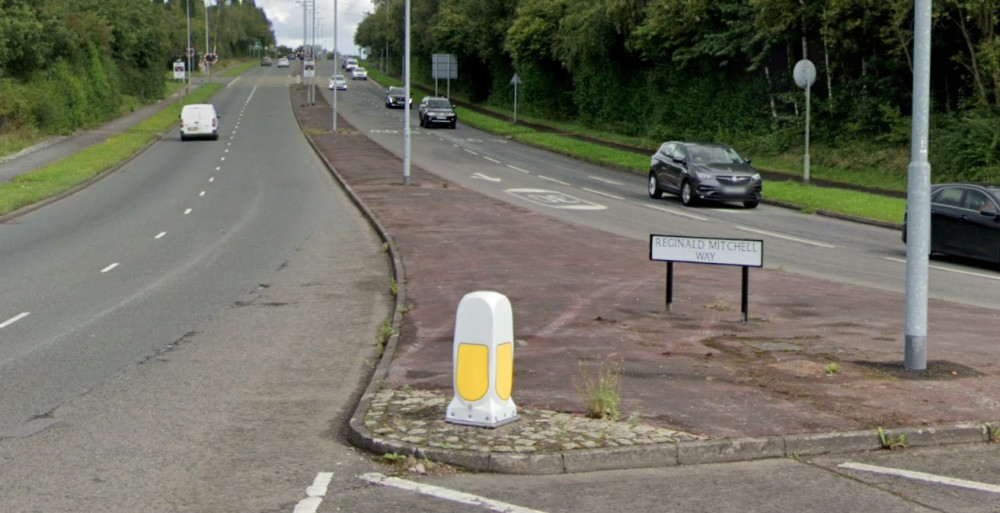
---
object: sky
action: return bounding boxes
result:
[256,0,371,57]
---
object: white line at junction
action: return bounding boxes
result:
[292,472,333,513]
[0,312,30,328]
[736,226,835,248]
[641,203,708,221]
[839,462,1000,494]
[884,257,1000,280]
[360,473,549,512]
[537,175,570,186]
[580,187,624,200]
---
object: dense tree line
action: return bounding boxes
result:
[355,0,1000,180]
[0,0,274,137]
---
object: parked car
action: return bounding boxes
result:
[902,182,1000,264]
[351,67,367,80]
[647,141,762,208]
[260,56,272,66]
[179,103,219,141]
[418,96,457,128]
[328,74,348,90]
[384,86,410,108]
[277,57,290,68]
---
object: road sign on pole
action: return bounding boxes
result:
[510,74,522,124]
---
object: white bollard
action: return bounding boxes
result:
[445,291,519,428]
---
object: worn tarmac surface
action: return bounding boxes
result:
[289,92,1000,472]
[5,81,997,475]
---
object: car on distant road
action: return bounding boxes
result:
[342,57,358,70]
[902,182,1000,264]
[277,57,290,68]
[384,86,410,108]
[351,67,367,80]
[179,103,219,141]
[260,56,272,66]
[328,74,348,90]
[647,141,762,208]
[418,96,457,128]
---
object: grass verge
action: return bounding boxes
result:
[0,83,223,216]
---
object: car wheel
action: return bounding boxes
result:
[743,200,759,208]
[681,180,696,206]
[419,116,425,128]
[647,173,663,199]
[450,121,456,129]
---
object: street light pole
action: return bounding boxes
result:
[186,0,192,90]
[332,0,338,132]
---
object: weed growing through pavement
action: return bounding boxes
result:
[986,422,1000,443]
[389,279,398,297]
[579,359,622,421]
[825,362,840,375]
[375,319,396,357]
[877,426,907,450]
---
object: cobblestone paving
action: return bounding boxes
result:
[364,388,709,453]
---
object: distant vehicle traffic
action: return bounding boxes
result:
[260,56,272,66]
[648,141,762,208]
[328,74,348,90]
[418,97,457,128]
[902,182,1000,264]
[342,57,358,70]
[277,57,290,68]
[384,87,410,108]
[351,67,367,80]
[179,104,219,141]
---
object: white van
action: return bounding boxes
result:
[343,57,358,71]
[180,103,219,141]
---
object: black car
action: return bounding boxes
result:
[648,141,762,208]
[902,183,1000,264]
[418,97,457,129]
[385,87,410,108]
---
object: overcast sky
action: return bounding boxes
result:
[256,0,370,56]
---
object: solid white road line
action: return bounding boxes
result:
[0,312,30,328]
[884,257,1000,280]
[580,187,624,200]
[641,203,708,221]
[292,472,334,513]
[537,175,571,186]
[588,175,624,185]
[736,226,835,248]
[359,473,549,513]
[839,462,1000,494]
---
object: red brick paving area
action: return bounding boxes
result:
[295,99,1000,439]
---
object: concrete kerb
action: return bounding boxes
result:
[291,90,999,475]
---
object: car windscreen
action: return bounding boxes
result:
[427,100,452,109]
[690,145,745,164]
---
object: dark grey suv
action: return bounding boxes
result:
[418,97,457,128]
[648,141,762,208]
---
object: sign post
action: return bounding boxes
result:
[793,59,816,185]
[650,235,764,322]
[509,73,522,124]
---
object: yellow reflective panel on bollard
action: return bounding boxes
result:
[456,343,489,402]
[446,291,519,428]
[495,342,513,400]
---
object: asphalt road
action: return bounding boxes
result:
[325,65,1000,310]
[1,62,997,512]
[0,67,396,511]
